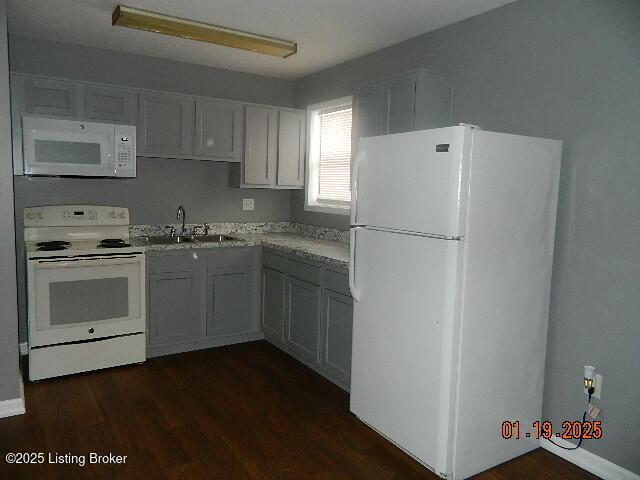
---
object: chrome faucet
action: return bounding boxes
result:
[176,205,186,235]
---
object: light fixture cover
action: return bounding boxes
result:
[112,5,297,58]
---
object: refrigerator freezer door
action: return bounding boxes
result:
[349,227,460,475]
[352,126,469,238]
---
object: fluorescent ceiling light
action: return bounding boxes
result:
[112,5,297,58]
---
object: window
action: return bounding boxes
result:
[305,96,353,215]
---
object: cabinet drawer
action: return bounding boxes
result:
[263,249,286,272]
[324,268,350,297]
[286,258,322,285]
[204,247,256,268]
[147,251,200,273]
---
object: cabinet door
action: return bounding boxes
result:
[262,267,285,345]
[148,269,201,346]
[381,73,417,135]
[243,105,277,186]
[285,276,321,364]
[276,110,305,187]
[320,290,353,384]
[206,266,252,337]
[84,86,134,123]
[352,82,383,152]
[195,98,244,161]
[24,78,77,117]
[138,92,194,156]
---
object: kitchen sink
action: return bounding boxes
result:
[190,234,237,242]
[138,235,194,244]
[137,234,237,245]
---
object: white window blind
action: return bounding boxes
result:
[317,106,352,203]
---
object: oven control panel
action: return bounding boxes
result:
[24,206,130,227]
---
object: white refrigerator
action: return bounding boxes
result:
[349,125,562,479]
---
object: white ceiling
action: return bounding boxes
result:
[7,0,516,80]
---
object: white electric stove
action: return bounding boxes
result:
[25,205,146,381]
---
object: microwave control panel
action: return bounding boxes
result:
[114,125,136,173]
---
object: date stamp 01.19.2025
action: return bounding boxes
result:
[500,420,603,441]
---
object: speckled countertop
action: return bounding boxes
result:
[132,232,349,268]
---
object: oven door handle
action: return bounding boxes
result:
[35,255,141,265]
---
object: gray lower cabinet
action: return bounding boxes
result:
[262,267,285,345]
[84,86,135,123]
[206,266,252,337]
[320,289,353,384]
[285,276,321,364]
[261,249,352,390]
[195,98,244,161]
[147,247,261,356]
[138,92,194,156]
[148,269,201,347]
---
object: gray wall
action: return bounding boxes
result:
[9,35,295,106]
[292,0,640,473]
[10,36,296,341]
[0,0,20,401]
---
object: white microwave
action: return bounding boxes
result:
[22,116,136,178]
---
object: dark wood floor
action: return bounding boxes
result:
[0,341,596,479]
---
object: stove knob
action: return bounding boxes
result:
[26,212,35,220]
[37,212,43,219]
[118,212,126,218]
[88,328,95,334]
[110,211,116,219]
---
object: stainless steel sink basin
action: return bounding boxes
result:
[138,235,194,244]
[137,234,237,245]
[190,234,237,243]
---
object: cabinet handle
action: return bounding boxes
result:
[349,227,362,302]
[88,328,95,334]
[192,252,198,260]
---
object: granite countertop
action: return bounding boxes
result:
[132,232,349,268]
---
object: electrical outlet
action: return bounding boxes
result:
[242,198,254,211]
[585,374,603,399]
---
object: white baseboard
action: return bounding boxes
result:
[19,342,28,355]
[0,378,25,419]
[540,438,639,480]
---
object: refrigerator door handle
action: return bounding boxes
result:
[350,149,364,225]
[349,227,362,302]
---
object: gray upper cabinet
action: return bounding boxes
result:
[243,105,278,186]
[195,98,244,161]
[352,82,383,150]
[84,86,134,123]
[351,69,452,154]
[276,110,305,187]
[320,289,353,384]
[285,276,321,364]
[148,269,202,347]
[24,78,78,117]
[138,92,194,156]
[381,73,417,134]
[262,267,285,345]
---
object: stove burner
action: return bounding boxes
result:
[37,245,68,251]
[97,239,131,249]
[36,241,70,247]
[36,240,70,251]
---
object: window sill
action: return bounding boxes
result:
[304,203,350,216]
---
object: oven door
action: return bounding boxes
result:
[22,116,116,177]
[27,254,145,347]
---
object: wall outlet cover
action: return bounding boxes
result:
[243,198,255,211]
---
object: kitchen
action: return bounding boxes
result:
[0,1,638,479]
